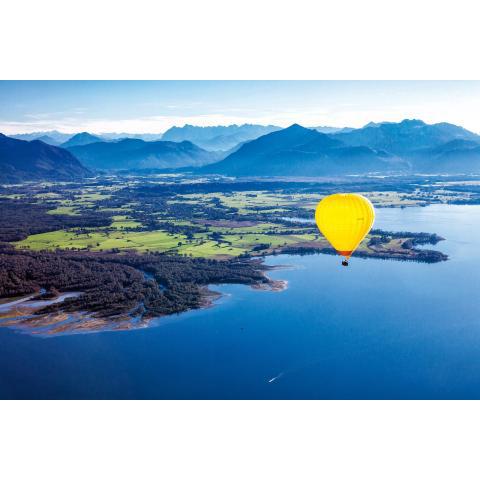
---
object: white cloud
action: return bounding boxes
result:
[0,113,291,135]
[2,95,480,134]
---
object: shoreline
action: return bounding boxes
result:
[0,266,289,337]
[0,234,446,337]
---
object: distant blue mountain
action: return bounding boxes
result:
[0,133,91,182]
[11,131,165,144]
[429,138,480,153]
[7,119,480,178]
[100,132,164,142]
[35,135,60,146]
[201,124,405,176]
[410,138,480,173]
[311,126,355,134]
[67,138,221,170]
[328,119,480,173]
[333,119,480,155]
[11,130,73,144]
[161,124,281,151]
[61,132,103,148]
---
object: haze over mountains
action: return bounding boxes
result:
[161,124,281,151]
[202,124,406,176]
[312,126,355,134]
[101,132,164,142]
[11,130,72,145]
[67,138,220,170]
[203,119,480,176]
[334,119,480,155]
[9,124,281,151]
[2,119,480,182]
[34,135,61,146]
[60,132,103,148]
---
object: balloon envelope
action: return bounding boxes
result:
[315,193,375,259]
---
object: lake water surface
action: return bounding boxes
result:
[1,204,480,399]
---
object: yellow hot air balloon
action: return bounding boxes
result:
[315,193,375,266]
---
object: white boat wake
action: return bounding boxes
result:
[267,372,285,383]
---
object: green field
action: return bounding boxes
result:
[12,185,327,258]
[110,218,143,229]
[47,206,80,216]
[15,223,321,258]
[15,230,183,252]
[11,180,438,259]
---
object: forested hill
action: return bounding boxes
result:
[0,134,91,183]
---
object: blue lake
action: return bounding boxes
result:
[1,204,480,399]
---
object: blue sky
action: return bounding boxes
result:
[1,81,480,134]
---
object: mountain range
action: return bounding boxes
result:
[202,124,406,176]
[66,138,220,170]
[410,139,480,173]
[0,134,91,182]
[333,119,480,156]
[11,124,286,152]
[3,119,480,181]
[99,132,164,141]
[312,126,355,134]
[204,120,480,176]
[60,132,103,148]
[34,135,61,146]
[11,130,73,144]
[161,124,281,151]
[9,130,164,145]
